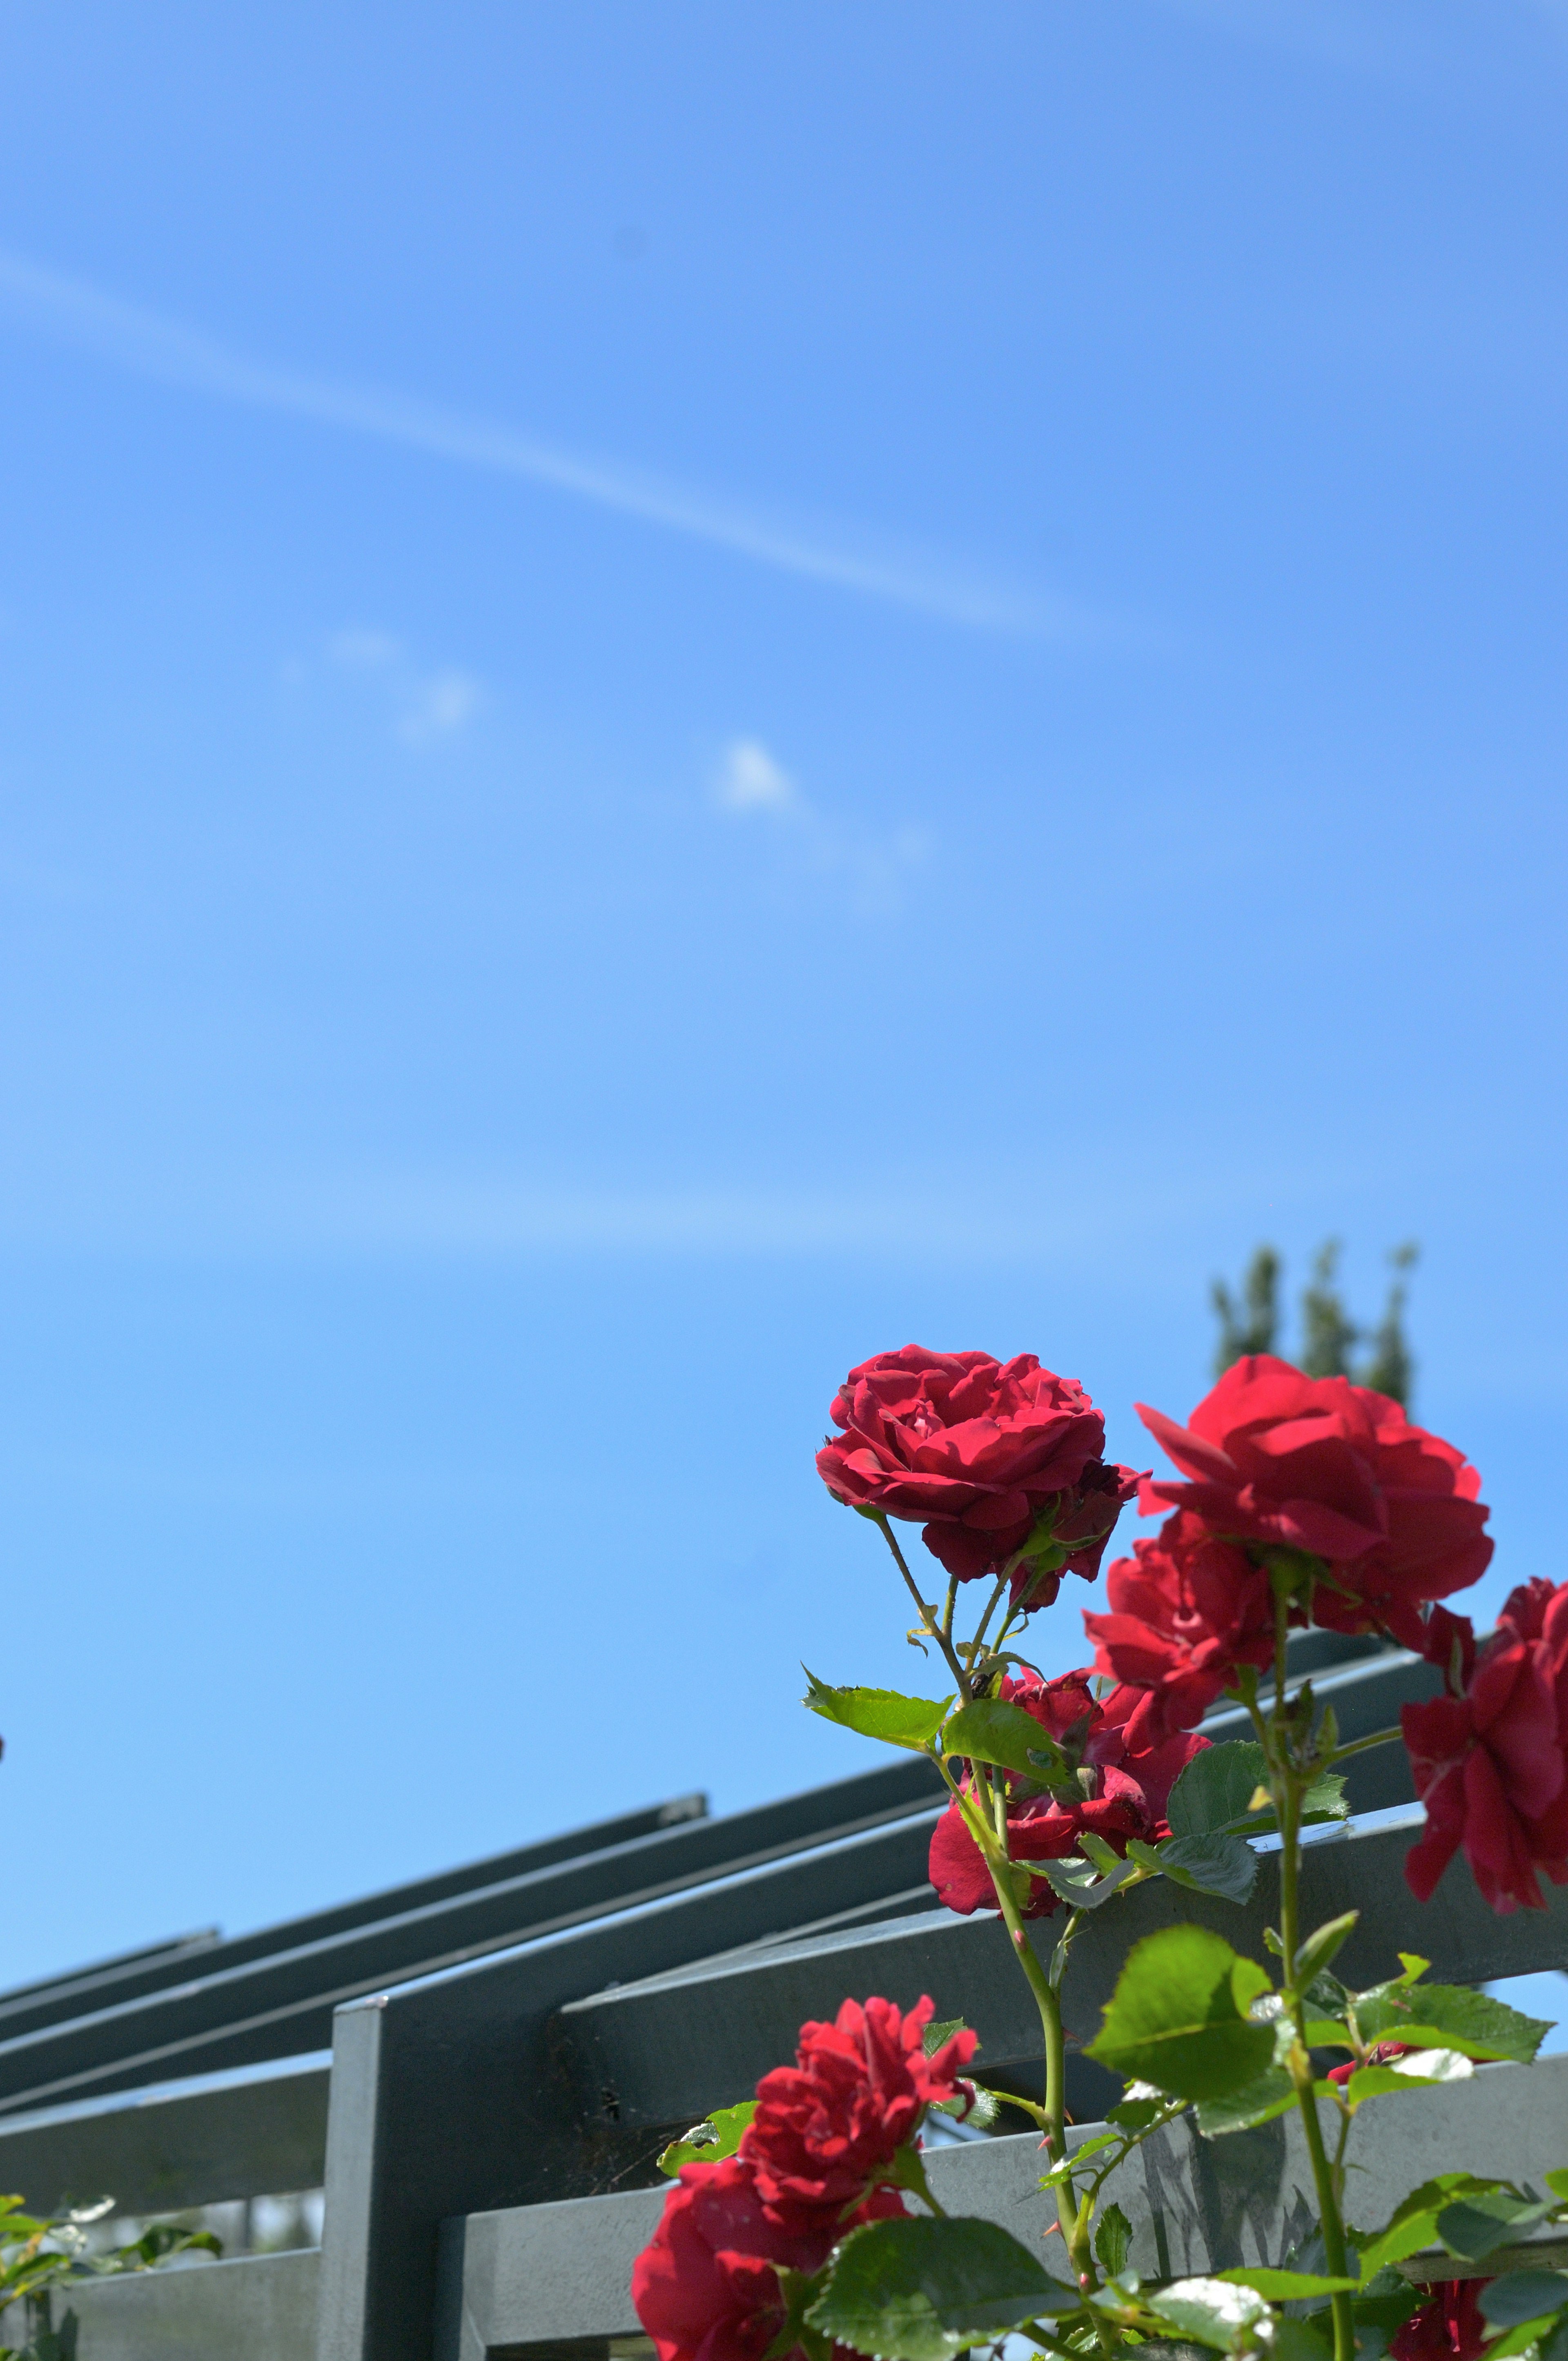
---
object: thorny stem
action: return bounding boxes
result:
[874,1515,971,1697]
[1268,1588,1357,2361]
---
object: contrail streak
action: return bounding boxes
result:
[0,248,1086,638]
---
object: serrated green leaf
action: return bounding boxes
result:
[1087,1926,1275,2101]
[1340,2049,1474,2109]
[943,1699,1065,1780]
[1350,2176,1508,2280]
[1487,2316,1568,2361]
[1095,2203,1132,2278]
[1479,2272,1568,2329]
[1165,1744,1274,1839]
[1352,1981,1548,2065]
[930,2080,1002,2131]
[805,2215,1080,2361]
[1438,2191,1555,2263]
[656,2099,757,2174]
[1145,1831,1258,1905]
[1216,2270,1359,2299]
[1038,1853,1138,1908]
[1146,2276,1274,2353]
[802,1671,951,1750]
[922,2018,967,2058]
[1195,2068,1296,2137]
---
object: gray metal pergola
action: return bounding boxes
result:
[11,1630,1568,2361]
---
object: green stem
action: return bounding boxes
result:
[874,1516,971,1697]
[1269,1593,1356,2361]
[1327,1723,1404,1764]
[939,1575,960,1643]
[981,1842,1090,2287]
[966,1574,1009,1663]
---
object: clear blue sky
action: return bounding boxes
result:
[2,1,1565,1987]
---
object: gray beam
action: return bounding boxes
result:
[555,1806,1568,2140]
[314,1810,942,2361]
[0,1757,940,2114]
[0,2057,330,2217]
[0,1797,708,2046]
[441,2057,1568,2361]
[53,2248,319,2361]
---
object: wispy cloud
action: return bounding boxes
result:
[709,735,929,912]
[322,627,482,743]
[0,247,1089,641]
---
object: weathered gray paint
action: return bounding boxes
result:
[59,2249,319,2361]
[441,2057,1568,2360]
[0,2056,330,2217]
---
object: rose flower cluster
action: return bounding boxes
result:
[632,1997,975,2361]
[820,1344,1568,1917]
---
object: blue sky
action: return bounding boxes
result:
[2,0,1566,1985]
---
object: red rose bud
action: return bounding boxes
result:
[816,1346,1134,1584]
[742,1996,977,2229]
[1083,1511,1279,1743]
[1403,1605,1567,1913]
[1326,2041,1414,2087]
[1135,1356,1492,1648]
[928,1668,1208,1919]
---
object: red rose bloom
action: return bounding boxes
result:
[1082,1511,1279,1744]
[742,1995,977,2227]
[1496,1578,1568,1868]
[927,1669,1208,1920]
[1402,1605,1567,1913]
[632,2156,844,2361]
[1136,1357,1492,1649]
[1391,2281,1492,2361]
[817,1347,1136,1586]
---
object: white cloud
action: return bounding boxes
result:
[714,738,797,813]
[0,246,1096,642]
[319,630,482,744]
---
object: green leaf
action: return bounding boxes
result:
[922,2018,967,2059]
[1165,1744,1273,1839]
[1038,1854,1138,1908]
[1437,2190,1556,2263]
[1352,1980,1549,2065]
[942,1699,1067,1781]
[1145,2276,1274,2353]
[1195,2068,1296,2137]
[1350,2176,1508,2280]
[802,1671,951,1750]
[656,2100,757,2175]
[1087,1926,1275,2101]
[806,2216,1080,2361]
[1164,1742,1347,1841]
[1136,1832,1259,1905]
[1216,2270,1360,2300]
[1487,2317,1568,2361]
[1339,2049,1473,2109]
[1095,2203,1132,2278]
[1479,2273,1568,2329]
[1291,1912,1359,1992]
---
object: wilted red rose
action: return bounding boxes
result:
[1391,2281,1491,2361]
[1403,1605,1566,1913]
[632,2155,846,2361]
[927,1668,1208,1919]
[1082,1511,1279,1744]
[1136,1356,1492,1649]
[816,1347,1136,1585]
[742,1995,977,2227]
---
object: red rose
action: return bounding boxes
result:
[816,1346,1136,1585]
[631,2155,842,2361]
[1136,1356,1492,1649]
[742,1996,977,2227]
[1082,1511,1279,1744]
[1391,2281,1492,2361]
[1402,1607,1567,1913]
[927,1668,1208,1920]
